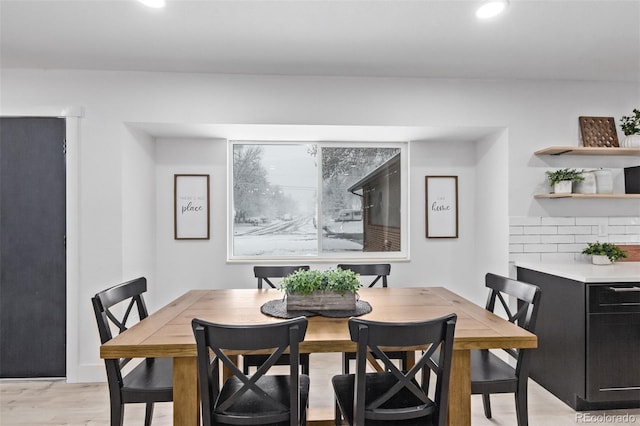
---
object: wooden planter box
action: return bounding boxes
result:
[286,291,356,311]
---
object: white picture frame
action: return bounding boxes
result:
[425,176,458,238]
[174,174,210,240]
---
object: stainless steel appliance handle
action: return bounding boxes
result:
[607,286,640,292]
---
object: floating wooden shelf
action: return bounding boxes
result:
[535,193,640,199]
[535,146,640,156]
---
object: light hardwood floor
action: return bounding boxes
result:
[2,353,639,425]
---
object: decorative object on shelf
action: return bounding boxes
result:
[280,268,362,311]
[174,174,210,240]
[619,108,640,148]
[624,166,640,194]
[545,168,584,194]
[593,169,614,194]
[582,242,628,265]
[574,170,597,194]
[579,116,619,148]
[425,175,458,238]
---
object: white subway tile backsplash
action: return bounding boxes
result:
[576,217,607,226]
[523,226,557,235]
[557,244,586,252]
[609,217,640,225]
[626,225,640,234]
[509,216,639,260]
[557,226,592,235]
[523,244,557,253]
[610,234,640,243]
[541,253,577,263]
[511,235,541,244]
[541,217,575,226]
[509,253,542,263]
[575,235,605,244]
[607,225,626,234]
[541,234,574,243]
[509,226,524,235]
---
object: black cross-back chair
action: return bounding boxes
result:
[471,273,542,426]
[336,264,390,288]
[192,316,310,426]
[332,314,457,426]
[255,265,310,289]
[91,277,173,426]
[336,264,406,375]
[245,266,311,375]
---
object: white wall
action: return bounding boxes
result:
[1,69,637,382]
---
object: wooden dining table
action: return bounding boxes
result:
[100,287,537,426]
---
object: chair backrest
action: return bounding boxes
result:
[348,314,457,426]
[254,265,310,289]
[192,316,308,426]
[337,263,390,287]
[91,277,149,400]
[484,273,542,374]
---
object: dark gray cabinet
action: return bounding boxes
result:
[517,267,640,410]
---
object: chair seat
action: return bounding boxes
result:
[121,357,174,403]
[333,372,437,426]
[470,349,518,394]
[214,374,310,425]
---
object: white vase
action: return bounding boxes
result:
[553,180,572,194]
[574,171,597,194]
[592,255,612,265]
[621,134,640,148]
[593,169,613,194]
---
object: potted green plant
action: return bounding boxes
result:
[619,108,640,148]
[280,268,362,311]
[545,168,584,194]
[582,242,628,265]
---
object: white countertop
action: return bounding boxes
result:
[515,261,640,283]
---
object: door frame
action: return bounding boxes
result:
[2,106,82,381]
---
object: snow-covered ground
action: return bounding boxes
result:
[233,216,362,256]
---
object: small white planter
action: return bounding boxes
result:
[553,181,572,194]
[591,255,612,265]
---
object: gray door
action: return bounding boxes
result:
[0,117,66,377]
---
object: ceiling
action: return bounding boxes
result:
[1,0,639,83]
[1,0,638,142]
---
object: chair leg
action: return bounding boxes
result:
[110,403,124,426]
[482,393,492,419]
[334,399,342,426]
[302,353,310,375]
[144,403,154,426]
[515,386,529,426]
[342,353,350,374]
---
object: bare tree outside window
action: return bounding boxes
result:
[230,142,406,259]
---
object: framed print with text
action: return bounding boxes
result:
[425,176,458,238]
[174,174,210,240]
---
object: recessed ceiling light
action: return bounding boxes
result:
[137,0,165,8]
[476,0,508,19]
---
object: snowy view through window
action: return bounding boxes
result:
[231,142,402,258]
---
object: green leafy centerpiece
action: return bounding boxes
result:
[281,268,362,311]
[582,242,627,265]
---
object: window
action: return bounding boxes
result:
[229,141,408,260]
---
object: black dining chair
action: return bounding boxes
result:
[332,314,457,426]
[91,277,173,426]
[336,264,390,288]
[244,265,311,375]
[192,316,310,426]
[470,273,542,426]
[336,264,407,375]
